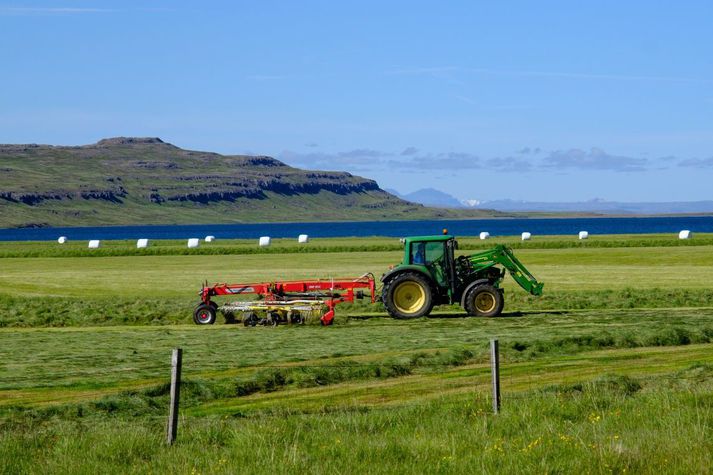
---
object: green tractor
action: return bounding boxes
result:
[381,233,543,318]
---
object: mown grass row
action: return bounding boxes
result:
[3,311,712,396]
[1,233,712,258]
[1,287,711,328]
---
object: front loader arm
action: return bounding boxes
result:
[494,245,544,295]
[467,245,544,296]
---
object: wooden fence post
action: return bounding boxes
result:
[490,339,501,414]
[166,348,182,445]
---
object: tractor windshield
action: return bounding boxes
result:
[410,242,444,265]
[424,242,444,264]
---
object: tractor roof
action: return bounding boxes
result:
[403,235,454,243]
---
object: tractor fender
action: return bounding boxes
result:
[381,265,433,285]
[459,279,493,308]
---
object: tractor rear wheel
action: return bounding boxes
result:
[464,284,504,317]
[193,303,217,325]
[383,272,434,319]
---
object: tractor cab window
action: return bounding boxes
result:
[411,242,445,265]
[411,242,426,264]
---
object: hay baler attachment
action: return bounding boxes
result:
[193,274,376,326]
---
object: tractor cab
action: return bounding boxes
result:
[400,234,458,299]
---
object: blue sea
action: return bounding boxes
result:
[1,216,712,241]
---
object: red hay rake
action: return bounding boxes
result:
[194,273,376,326]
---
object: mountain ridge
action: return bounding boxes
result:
[0,138,504,228]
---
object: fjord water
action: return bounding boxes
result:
[1,216,712,241]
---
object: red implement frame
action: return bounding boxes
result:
[200,274,376,325]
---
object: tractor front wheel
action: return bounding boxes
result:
[464,284,504,317]
[193,303,217,325]
[383,272,434,319]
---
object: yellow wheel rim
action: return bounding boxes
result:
[475,292,496,313]
[393,281,426,314]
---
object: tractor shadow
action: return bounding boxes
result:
[425,309,571,319]
[348,309,570,321]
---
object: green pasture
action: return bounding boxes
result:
[2,238,713,299]
[1,320,712,473]
[1,234,712,473]
[1,238,713,328]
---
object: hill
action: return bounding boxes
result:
[0,138,503,228]
[390,187,466,208]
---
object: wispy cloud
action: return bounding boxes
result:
[517,147,542,155]
[387,66,709,84]
[388,152,481,172]
[543,148,649,172]
[278,149,390,172]
[0,7,117,15]
[245,74,292,81]
[279,148,482,174]
[453,94,478,106]
[486,156,534,173]
[678,157,713,168]
[280,145,674,175]
[385,66,460,75]
[338,149,385,159]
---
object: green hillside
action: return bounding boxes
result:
[0,137,504,227]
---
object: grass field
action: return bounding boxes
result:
[1,234,712,473]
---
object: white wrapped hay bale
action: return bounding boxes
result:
[187,238,200,248]
[479,232,490,240]
[298,234,309,243]
[521,232,532,241]
[136,238,149,249]
[57,236,67,244]
[578,231,589,240]
[259,236,271,247]
[88,240,101,249]
[204,235,215,242]
[678,230,692,240]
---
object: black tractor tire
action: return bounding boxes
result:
[382,272,434,319]
[193,303,217,325]
[464,284,504,317]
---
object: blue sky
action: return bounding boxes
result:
[1,1,711,202]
